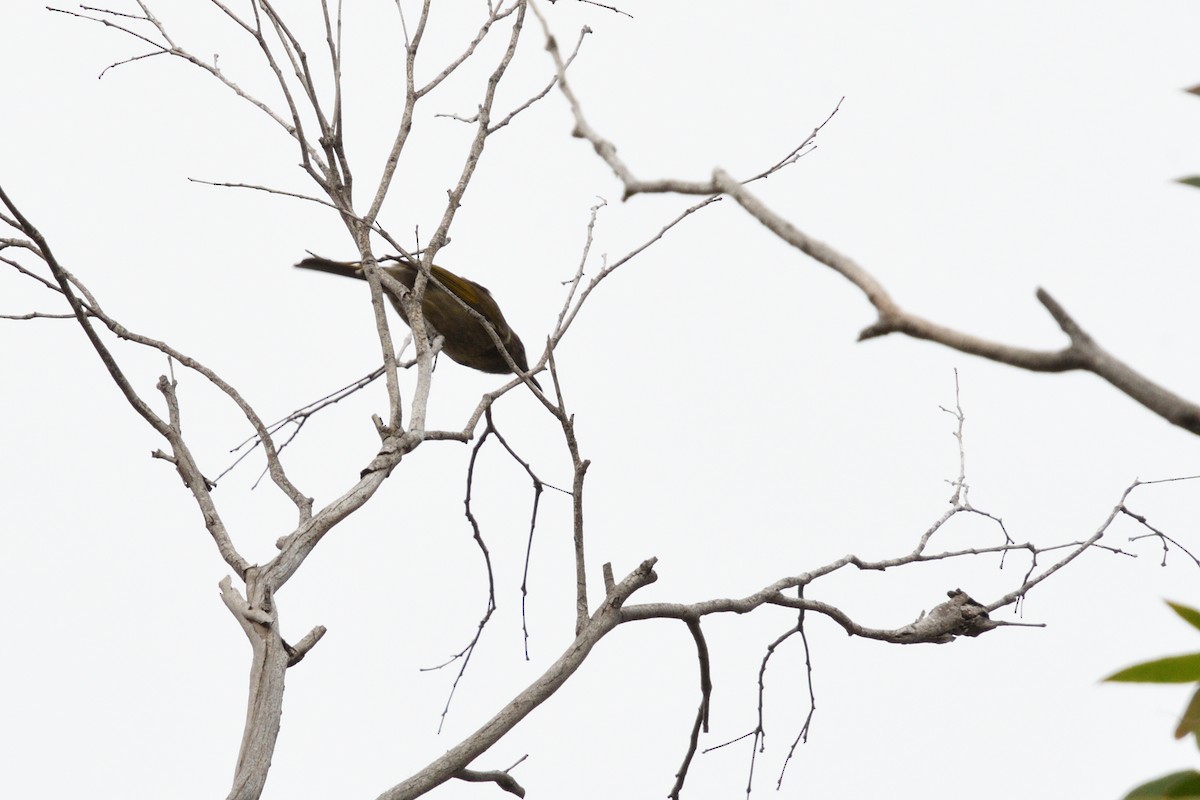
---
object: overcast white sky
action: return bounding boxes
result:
[4,2,1200,798]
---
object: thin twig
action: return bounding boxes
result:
[420,416,500,733]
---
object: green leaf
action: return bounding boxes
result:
[1172,603,1200,635]
[1177,687,1200,743]
[1176,177,1200,189]
[1105,653,1200,683]
[1124,770,1200,798]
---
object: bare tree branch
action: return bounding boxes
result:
[776,596,816,791]
[1,184,259,575]
[453,767,526,798]
[1123,505,1200,568]
[52,3,331,176]
[219,576,291,800]
[286,626,328,666]
[0,311,78,320]
[668,619,711,800]
[419,416,503,733]
[532,3,1200,437]
[377,559,659,800]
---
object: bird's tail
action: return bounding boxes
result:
[294,255,365,280]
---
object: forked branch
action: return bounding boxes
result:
[532,5,1200,437]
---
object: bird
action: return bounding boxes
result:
[295,254,539,386]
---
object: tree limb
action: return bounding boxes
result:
[376,559,658,800]
[533,6,1200,437]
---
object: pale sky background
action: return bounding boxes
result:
[4,2,1200,798]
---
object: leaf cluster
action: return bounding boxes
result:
[1107,602,1200,799]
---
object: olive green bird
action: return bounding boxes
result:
[295,255,539,386]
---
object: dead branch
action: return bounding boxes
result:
[419,417,502,734]
[376,558,659,800]
[668,619,712,800]
[776,596,816,790]
[532,5,1200,437]
[453,767,526,798]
